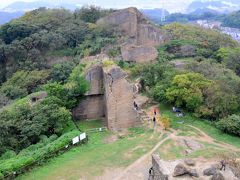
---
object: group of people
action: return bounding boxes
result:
[152,107,157,128]
[172,106,184,117]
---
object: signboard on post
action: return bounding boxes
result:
[80,133,86,141]
[72,136,80,145]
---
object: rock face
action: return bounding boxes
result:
[103,65,139,131]
[73,64,140,131]
[152,154,170,180]
[173,164,188,177]
[73,95,105,120]
[203,167,218,176]
[211,172,225,180]
[184,159,196,166]
[97,7,167,62]
[85,65,104,95]
[121,45,158,62]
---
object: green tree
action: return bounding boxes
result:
[166,73,212,111]
[51,61,75,83]
[216,115,240,136]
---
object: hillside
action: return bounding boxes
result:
[0,6,240,180]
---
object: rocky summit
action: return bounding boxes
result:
[97,7,168,62]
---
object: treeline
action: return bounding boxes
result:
[165,11,225,24]
[165,10,240,29]
[0,6,115,84]
[222,10,240,28]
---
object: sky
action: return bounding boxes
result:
[0,0,230,13]
[0,0,196,12]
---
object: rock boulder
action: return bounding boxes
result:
[173,163,188,177]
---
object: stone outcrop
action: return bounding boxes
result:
[73,95,105,120]
[97,7,167,62]
[121,45,158,63]
[211,172,225,180]
[172,164,188,177]
[73,63,140,131]
[103,65,139,131]
[151,155,238,180]
[152,154,170,180]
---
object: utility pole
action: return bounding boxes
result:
[161,0,166,22]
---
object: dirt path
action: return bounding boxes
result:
[187,125,240,152]
[115,133,169,180]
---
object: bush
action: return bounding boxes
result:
[0,93,73,153]
[161,115,171,130]
[102,59,115,67]
[51,61,76,84]
[216,115,240,136]
[0,173,3,179]
[0,70,50,99]
[0,130,80,177]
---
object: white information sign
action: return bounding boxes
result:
[72,136,80,145]
[80,133,86,141]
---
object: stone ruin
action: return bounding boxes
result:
[97,7,168,63]
[72,64,140,131]
[151,154,239,180]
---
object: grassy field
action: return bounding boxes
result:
[159,103,240,148]
[17,121,163,180]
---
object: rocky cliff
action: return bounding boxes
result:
[73,62,140,131]
[103,65,139,131]
[97,7,167,62]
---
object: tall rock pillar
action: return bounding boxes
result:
[103,65,140,131]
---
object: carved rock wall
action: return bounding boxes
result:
[72,95,105,120]
[73,64,140,131]
[103,65,140,131]
[97,7,167,62]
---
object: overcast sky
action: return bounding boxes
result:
[1,0,228,13]
[0,0,197,12]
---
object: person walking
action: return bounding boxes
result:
[153,116,156,129]
[153,107,157,116]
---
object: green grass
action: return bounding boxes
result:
[76,119,103,131]
[17,122,162,180]
[159,103,240,148]
[155,139,186,160]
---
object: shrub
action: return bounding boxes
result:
[0,130,80,177]
[51,61,75,84]
[102,59,115,67]
[0,70,50,99]
[161,115,171,130]
[216,115,240,136]
[0,93,73,153]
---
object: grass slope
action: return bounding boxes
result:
[159,103,240,148]
[17,121,162,180]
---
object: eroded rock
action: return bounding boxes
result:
[203,167,217,176]
[211,172,225,180]
[173,163,188,177]
[184,159,196,166]
[97,7,167,62]
[188,169,199,177]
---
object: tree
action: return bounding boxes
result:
[216,115,240,136]
[166,73,212,111]
[74,6,110,23]
[51,61,75,84]
[0,70,50,99]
